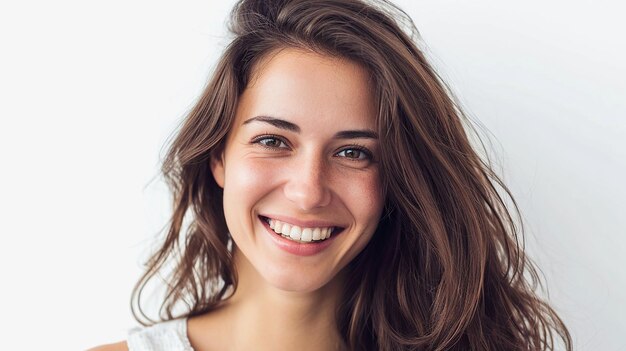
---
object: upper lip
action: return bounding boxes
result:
[260,214,346,229]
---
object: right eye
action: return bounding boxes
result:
[253,135,289,149]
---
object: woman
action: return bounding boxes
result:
[92,0,572,350]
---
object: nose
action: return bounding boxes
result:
[283,152,332,211]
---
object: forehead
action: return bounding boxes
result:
[234,48,377,131]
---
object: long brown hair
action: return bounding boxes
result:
[131,0,572,349]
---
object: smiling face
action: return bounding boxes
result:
[211,48,384,292]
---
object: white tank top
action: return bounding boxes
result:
[127,318,194,351]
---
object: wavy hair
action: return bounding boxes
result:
[131,0,572,349]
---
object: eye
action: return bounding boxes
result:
[252,135,289,149]
[335,147,371,160]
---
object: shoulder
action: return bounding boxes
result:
[86,341,128,351]
[127,318,193,351]
[87,318,190,351]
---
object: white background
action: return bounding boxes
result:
[0,0,624,350]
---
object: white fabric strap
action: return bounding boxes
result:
[127,318,194,351]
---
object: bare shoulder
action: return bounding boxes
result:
[86,341,128,351]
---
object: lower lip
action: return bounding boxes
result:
[260,217,338,256]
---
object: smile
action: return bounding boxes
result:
[261,216,341,243]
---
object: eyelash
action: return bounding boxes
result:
[250,134,373,161]
[251,134,289,149]
[335,144,372,161]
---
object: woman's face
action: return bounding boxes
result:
[211,48,384,292]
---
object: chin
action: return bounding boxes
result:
[261,265,334,293]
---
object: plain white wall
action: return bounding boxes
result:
[0,0,623,350]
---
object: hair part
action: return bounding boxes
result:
[132,1,572,350]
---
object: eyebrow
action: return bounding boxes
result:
[243,115,300,133]
[243,115,378,139]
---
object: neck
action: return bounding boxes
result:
[191,247,348,351]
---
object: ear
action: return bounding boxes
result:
[210,151,225,188]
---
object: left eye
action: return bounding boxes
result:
[336,148,369,160]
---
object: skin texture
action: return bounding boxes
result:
[190,49,384,350]
[90,48,384,351]
[211,48,383,293]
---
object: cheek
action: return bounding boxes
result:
[323,168,385,271]
[223,157,281,216]
[340,169,384,223]
[329,169,383,268]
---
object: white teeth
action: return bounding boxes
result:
[265,218,336,243]
[312,228,321,240]
[289,226,302,240]
[273,220,282,233]
[301,228,313,242]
